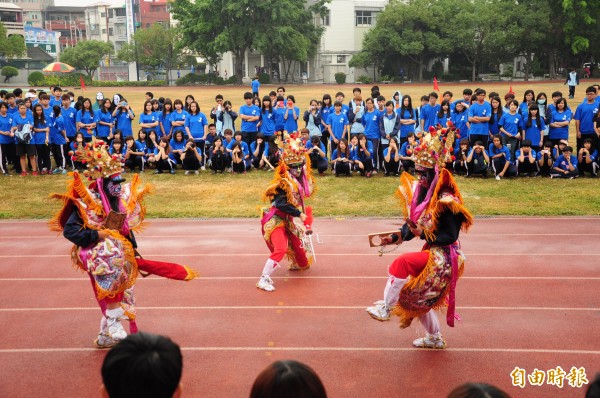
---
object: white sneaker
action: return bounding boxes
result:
[194,170,199,175]
[412,333,446,349]
[184,171,190,175]
[256,275,275,292]
[366,302,391,321]
[105,309,127,340]
[201,166,205,171]
[495,175,501,180]
[94,332,118,349]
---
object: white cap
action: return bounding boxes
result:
[25,92,37,99]
[96,92,104,100]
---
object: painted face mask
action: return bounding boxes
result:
[106,180,122,197]
[113,95,121,106]
[288,163,303,178]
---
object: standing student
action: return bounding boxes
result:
[240,92,260,146]
[536,92,550,139]
[335,91,350,116]
[468,88,492,148]
[519,89,535,117]
[565,68,579,99]
[303,99,322,138]
[218,100,238,133]
[348,95,365,136]
[11,102,36,176]
[362,98,381,172]
[76,98,96,142]
[138,100,159,137]
[420,92,440,132]
[169,99,188,138]
[96,99,115,141]
[488,96,503,142]
[32,103,51,174]
[498,99,523,161]
[320,94,333,145]
[451,101,470,140]
[283,95,300,134]
[210,94,224,134]
[326,101,349,153]
[452,88,473,112]
[259,96,276,138]
[523,104,546,151]
[379,100,401,161]
[159,99,173,139]
[112,99,134,138]
[574,86,599,152]
[548,98,572,147]
[50,105,67,174]
[251,75,260,97]
[397,95,416,145]
[185,101,208,166]
[184,94,195,113]
[0,103,14,175]
[436,99,452,127]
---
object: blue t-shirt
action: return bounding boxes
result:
[169,110,188,134]
[251,79,260,92]
[12,113,34,144]
[226,140,250,157]
[0,113,14,144]
[76,110,96,138]
[115,109,135,137]
[548,109,572,140]
[61,106,77,138]
[468,101,492,136]
[489,111,502,136]
[488,144,512,162]
[49,97,63,109]
[523,117,546,146]
[185,112,208,141]
[420,104,440,130]
[320,106,332,132]
[250,141,267,159]
[352,140,374,161]
[283,106,300,132]
[400,141,417,157]
[33,118,50,145]
[306,140,327,159]
[574,101,599,134]
[95,110,114,138]
[327,112,349,140]
[50,115,67,146]
[159,111,173,138]
[396,108,416,138]
[332,148,351,160]
[240,104,260,132]
[273,107,286,131]
[362,109,381,139]
[499,113,523,137]
[259,110,276,136]
[139,112,159,134]
[553,154,578,170]
[450,111,469,137]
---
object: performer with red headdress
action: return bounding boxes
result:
[49,139,197,348]
[366,122,473,349]
[257,132,316,292]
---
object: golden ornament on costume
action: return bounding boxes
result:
[413,122,459,169]
[276,132,308,165]
[69,138,123,180]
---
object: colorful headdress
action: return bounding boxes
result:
[69,138,124,181]
[414,122,459,169]
[277,132,307,165]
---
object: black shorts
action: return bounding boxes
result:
[16,143,36,157]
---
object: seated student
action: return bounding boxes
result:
[551,145,579,178]
[263,134,281,170]
[169,130,186,165]
[250,132,267,170]
[109,138,125,161]
[226,131,251,171]
[250,360,327,398]
[230,141,248,174]
[154,137,176,174]
[181,138,203,175]
[70,132,86,170]
[204,123,219,158]
[331,138,352,176]
[208,135,228,174]
[123,135,145,172]
[577,138,598,177]
[222,128,234,148]
[399,132,417,172]
[306,135,328,175]
[101,332,183,398]
[145,130,159,168]
[515,139,538,177]
[453,138,470,175]
[537,141,555,177]
[382,137,401,176]
[466,140,490,178]
[351,133,374,177]
[488,135,516,180]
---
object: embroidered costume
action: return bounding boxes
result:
[257,132,316,292]
[49,139,197,348]
[367,123,473,348]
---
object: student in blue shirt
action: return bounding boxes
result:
[169,130,186,164]
[548,98,572,146]
[11,102,36,176]
[185,101,208,166]
[61,95,77,141]
[283,95,300,134]
[551,145,578,178]
[536,141,554,177]
[519,90,535,117]
[306,135,328,175]
[399,132,417,172]
[0,102,14,175]
[320,94,333,140]
[251,76,260,98]
[331,138,352,176]
[488,135,516,179]
[452,88,473,112]
[499,99,523,161]
[327,101,350,152]
[436,100,452,128]
[32,104,52,174]
[577,138,598,177]
[451,101,470,139]
[240,92,260,146]
[226,131,251,172]
[468,89,493,148]
[350,133,374,177]
[523,104,546,151]
[139,100,159,137]
[259,96,276,137]
[76,98,96,142]
[420,92,440,132]
[453,138,470,175]
[169,99,187,138]
[50,87,63,109]
[250,132,267,169]
[466,140,490,178]
[362,98,381,172]
[574,86,599,152]
[159,99,174,139]
[124,135,145,172]
[515,139,538,176]
[488,96,503,141]
[112,100,135,138]
[382,137,401,176]
[95,99,115,141]
[396,95,417,145]
[135,130,149,162]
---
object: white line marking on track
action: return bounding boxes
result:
[1,253,599,258]
[0,276,599,281]
[0,347,598,355]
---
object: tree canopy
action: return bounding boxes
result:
[0,23,26,60]
[59,40,113,79]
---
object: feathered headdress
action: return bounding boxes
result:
[414,121,459,169]
[69,138,123,181]
[276,132,307,165]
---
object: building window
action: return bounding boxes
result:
[100,12,105,17]
[355,11,374,26]
[108,27,113,36]
[115,8,126,17]
[337,55,346,64]
[102,28,106,34]
[108,9,113,18]
[321,10,329,26]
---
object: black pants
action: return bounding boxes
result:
[383,159,400,175]
[35,144,51,171]
[579,161,598,176]
[550,168,579,178]
[491,158,517,177]
[333,160,351,175]
[210,152,228,172]
[401,159,415,173]
[125,154,144,172]
[453,160,468,175]
[232,159,246,173]
[156,158,175,172]
[182,153,200,171]
[516,159,538,175]
[309,154,329,173]
[0,143,13,174]
[568,85,576,98]
[243,131,257,147]
[355,158,374,174]
[52,143,68,170]
[538,155,553,176]
[468,159,489,176]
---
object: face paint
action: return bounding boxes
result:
[289,164,303,178]
[107,180,122,197]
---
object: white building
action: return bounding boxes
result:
[6,0,52,29]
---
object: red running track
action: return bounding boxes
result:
[0,217,599,398]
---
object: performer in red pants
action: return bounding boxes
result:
[257,132,315,292]
[367,123,473,349]
[50,139,197,348]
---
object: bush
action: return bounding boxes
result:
[175,72,237,86]
[334,72,346,84]
[1,66,18,81]
[258,72,270,84]
[28,71,45,86]
[43,73,92,87]
[357,75,372,84]
[91,80,166,87]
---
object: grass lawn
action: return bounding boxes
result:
[2,81,599,219]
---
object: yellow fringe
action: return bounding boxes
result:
[93,230,138,300]
[263,155,316,206]
[394,172,416,219]
[183,265,199,281]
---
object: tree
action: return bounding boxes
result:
[60,40,113,79]
[0,23,26,59]
[1,65,18,82]
[560,0,600,56]
[117,23,183,85]
[171,0,329,84]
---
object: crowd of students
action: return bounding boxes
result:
[1,84,598,179]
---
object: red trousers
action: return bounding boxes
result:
[388,251,429,279]
[269,226,309,268]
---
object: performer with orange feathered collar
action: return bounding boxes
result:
[257,132,316,292]
[366,122,473,349]
[49,139,197,348]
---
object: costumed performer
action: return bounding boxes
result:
[257,132,316,292]
[49,139,198,348]
[366,122,473,349]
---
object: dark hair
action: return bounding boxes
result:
[311,135,321,144]
[555,97,568,109]
[400,95,413,116]
[429,92,439,99]
[474,140,484,147]
[475,88,486,96]
[223,128,233,136]
[145,91,154,99]
[584,137,593,145]
[173,130,184,142]
[377,95,385,102]
[551,91,563,98]
[162,99,173,117]
[586,86,597,94]
[32,103,46,125]
[188,101,199,115]
[286,95,296,103]
[143,100,154,114]
[489,96,503,125]
[13,88,22,97]
[443,91,453,97]
[564,146,573,152]
[0,102,8,110]
[521,139,532,147]
[244,92,253,100]
[526,104,541,128]
[322,94,332,105]
[250,360,327,398]
[385,100,394,107]
[261,95,273,113]
[335,138,350,159]
[82,98,94,118]
[586,373,600,398]
[52,105,61,118]
[447,382,510,398]
[333,101,342,108]
[352,87,361,94]
[101,332,182,398]
[522,89,535,102]
[507,99,519,108]
[463,88,473,96]
[438,100,451,118]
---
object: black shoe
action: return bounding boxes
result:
[169,169,176,175]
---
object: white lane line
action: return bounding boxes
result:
[0,347,598,355]
[1,253,599,258]
[0,306,598,312]
[0,276,598,281]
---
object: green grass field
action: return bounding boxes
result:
[2,81,599,219]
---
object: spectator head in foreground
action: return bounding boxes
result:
[101,332,183,398]
[447,382,511,398]
[587,373,600,398]
[250,360,327,398]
